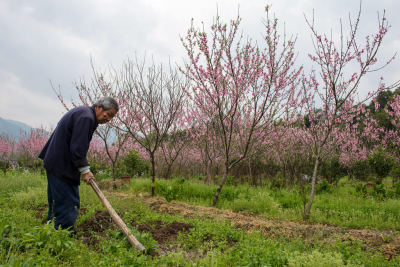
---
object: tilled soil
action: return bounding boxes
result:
[131,220,193,244]
[112,192,400,261]
[77,210,117,246]
[131,220,193,256]
[76,207,193,254]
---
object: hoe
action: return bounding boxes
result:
[89,178,145,252]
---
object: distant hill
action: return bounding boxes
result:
[0,117,33,139]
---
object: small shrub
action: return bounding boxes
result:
[0,160,10,175]
[219,186,240,202]
[316,179,333,194]
[319,157,345,185]
[390,166,400,184]
[122,150,149,177]
[355,183,367,196]
[351,160,371,181]
[156,178,186,202]
[368,149,394,184]
[372,183,386,199]
[1,221,76,262]
[19,222,75,256]
[225,175,235,186]
[268,172,285,190]
[88,159,111,179]
[394,183,400,197]
[16,155,44,173]
[130,229,158,255]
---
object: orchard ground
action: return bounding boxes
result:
[1,170,400,266]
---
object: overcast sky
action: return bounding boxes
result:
[0,0,399,129]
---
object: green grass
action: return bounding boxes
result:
[0,171,399,266]
[0,169,46,198]
[127,176,400,230]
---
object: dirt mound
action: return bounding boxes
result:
[131,220,193,257]
[77,210,116,245]
[79,210,114,233]
[132,220,193,244]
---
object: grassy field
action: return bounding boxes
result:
[1,170,399,266]
[129,176,400,230]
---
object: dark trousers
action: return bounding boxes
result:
[46,170,80,231]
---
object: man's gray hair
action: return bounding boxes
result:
[94,97,119,112]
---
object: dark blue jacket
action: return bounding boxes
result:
[39,106,98,185]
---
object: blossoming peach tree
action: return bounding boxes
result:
[180,6,301,205]
[300,5,398,220]
[0,136,13,175]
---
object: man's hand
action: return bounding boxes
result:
[81,171,95,184]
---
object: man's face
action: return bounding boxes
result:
[95,106,117,124]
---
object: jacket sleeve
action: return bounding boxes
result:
[70,116,92,168]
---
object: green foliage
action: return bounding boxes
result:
[268,172,285,190]
[121,150,149,177]
[355,181,400,200]
[355,183,368,196]
[288,250,345,267]
[88,158,112,179]
[367,89,398,131]
[390,166,400,184]
[316,179,333,194]
[394,183,400,197]
[181,219,241,251]
[1,222,78,264]
[16,155,44,173]
[368,149,394,183]
[1,171,400,265]
[319,157,345,184]
[129,176,400,229]
[350,160,371,181]
[228,191,281,215]
[273,189,302,210]
[221,233,290,266]
[157,178,186,202]
[224,175,236,186]
[0,170,46,198]
[9,186,47,211]
[0,160,10,175]
[372,183,386,199]
[133,230,158,255]
[374,110,394,131]
[312,181,400,229]
[19,223,75,256]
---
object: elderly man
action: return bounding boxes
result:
[39,97,118,232]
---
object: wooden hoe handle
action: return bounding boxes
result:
[89,179,145,252]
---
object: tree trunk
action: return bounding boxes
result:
[304,156,320,221]
[249,157,256,186]
[164,164,172,179]
[150,154,156,196]
[112,162,117,190]
[212,164,229,206]
[204,161,211,185]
